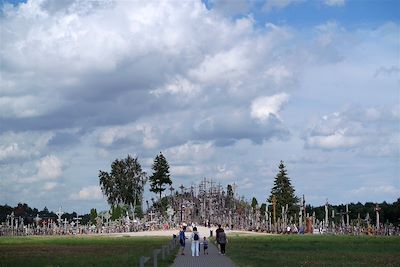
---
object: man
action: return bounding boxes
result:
[215,224,223,254]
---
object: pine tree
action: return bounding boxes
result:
[268,160,299,218]
[149,152,172,200]
[251,197,258,213]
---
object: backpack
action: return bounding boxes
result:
[193,233,199,241]
[218,232,226,244]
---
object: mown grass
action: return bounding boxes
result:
[0,235,178,267]
[227,234,400,267]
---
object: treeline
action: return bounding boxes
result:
[306,199,400,226]
[0,203,91,225]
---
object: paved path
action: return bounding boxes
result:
[171,239,237,267]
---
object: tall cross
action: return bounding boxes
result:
[272,195,277,225]
[374,204,381,229]
[34,214,41,227]
[56,207,64,226]
[74,216,82,229]
[63,218,68,229]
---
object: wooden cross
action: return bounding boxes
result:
[272,195,277,225]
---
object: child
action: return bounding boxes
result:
[203,236,208,255]
[179,226,186,255]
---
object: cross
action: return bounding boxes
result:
[10,212,15,228]
[63,218,68,229]
[272,195,277,225]
[148,211,156,222]
[374,204,381,229]
[34,214,41,226]
[74,216,82,229]
[232,183,238,195]
[56,207,64,225]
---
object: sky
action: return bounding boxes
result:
[0,0,399,215]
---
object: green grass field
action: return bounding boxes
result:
[0,235,178,267]
[227,234,400,267]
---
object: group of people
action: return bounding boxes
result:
[178,224,228,257]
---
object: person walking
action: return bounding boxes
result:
[215,224,223,253]
[190,226,201,257]
[217,229,228,255]
[202,236,209,255]
[178,226,186,255]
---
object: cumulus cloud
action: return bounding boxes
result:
[306,129,361,149]
[1,0,398,211]
[305,106,399,154]
[250,93,289,122]
[70,185,103,200]
[35,155,63,180]
[0,143,29,161]
[0,131,54,162]
[165,141,215,164]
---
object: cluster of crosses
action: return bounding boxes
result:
[1,179,398,236]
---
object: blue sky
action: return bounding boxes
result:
[0,0,399,214]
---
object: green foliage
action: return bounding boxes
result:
[89,208,97,225]
[149,152,172,200]
[260,203,266,216]
[307,198,400,227]
[268,161,299,218]
[228,235,400,267]
[251,197,258,213]
[99,155,147,211]
[111,205,128,220]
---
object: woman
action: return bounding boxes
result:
[190,226,201,257]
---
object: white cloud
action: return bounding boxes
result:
[165,142,215,164]
[0,131,54,162]
[43,182,58,191]
[352,185,399,195]
[264,66,293,87]
[36,155,63,180]
[151,76,200,97]
[0,0,398,212]
[0,95,58,118]
[251,93,289,122]
[305,106,399,153]
[306,129,361,149]
[324,0,346,7]
[0,143,29,161]
[70,185,103,200]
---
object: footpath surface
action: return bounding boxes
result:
[171,239,238,267]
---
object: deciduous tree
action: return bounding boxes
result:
[99,155,147,215]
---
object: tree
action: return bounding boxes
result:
[90,208,97,225]
[149,152,172,200]
[268,161,299,218]
[251,197,258,213]
[99,155,147,214]
[225,184,235,209]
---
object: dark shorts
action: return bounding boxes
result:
[179,239,185,247]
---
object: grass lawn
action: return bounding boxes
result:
[226,234,400,267]
[0,235,178,267]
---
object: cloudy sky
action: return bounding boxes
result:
[0,0,399,214]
